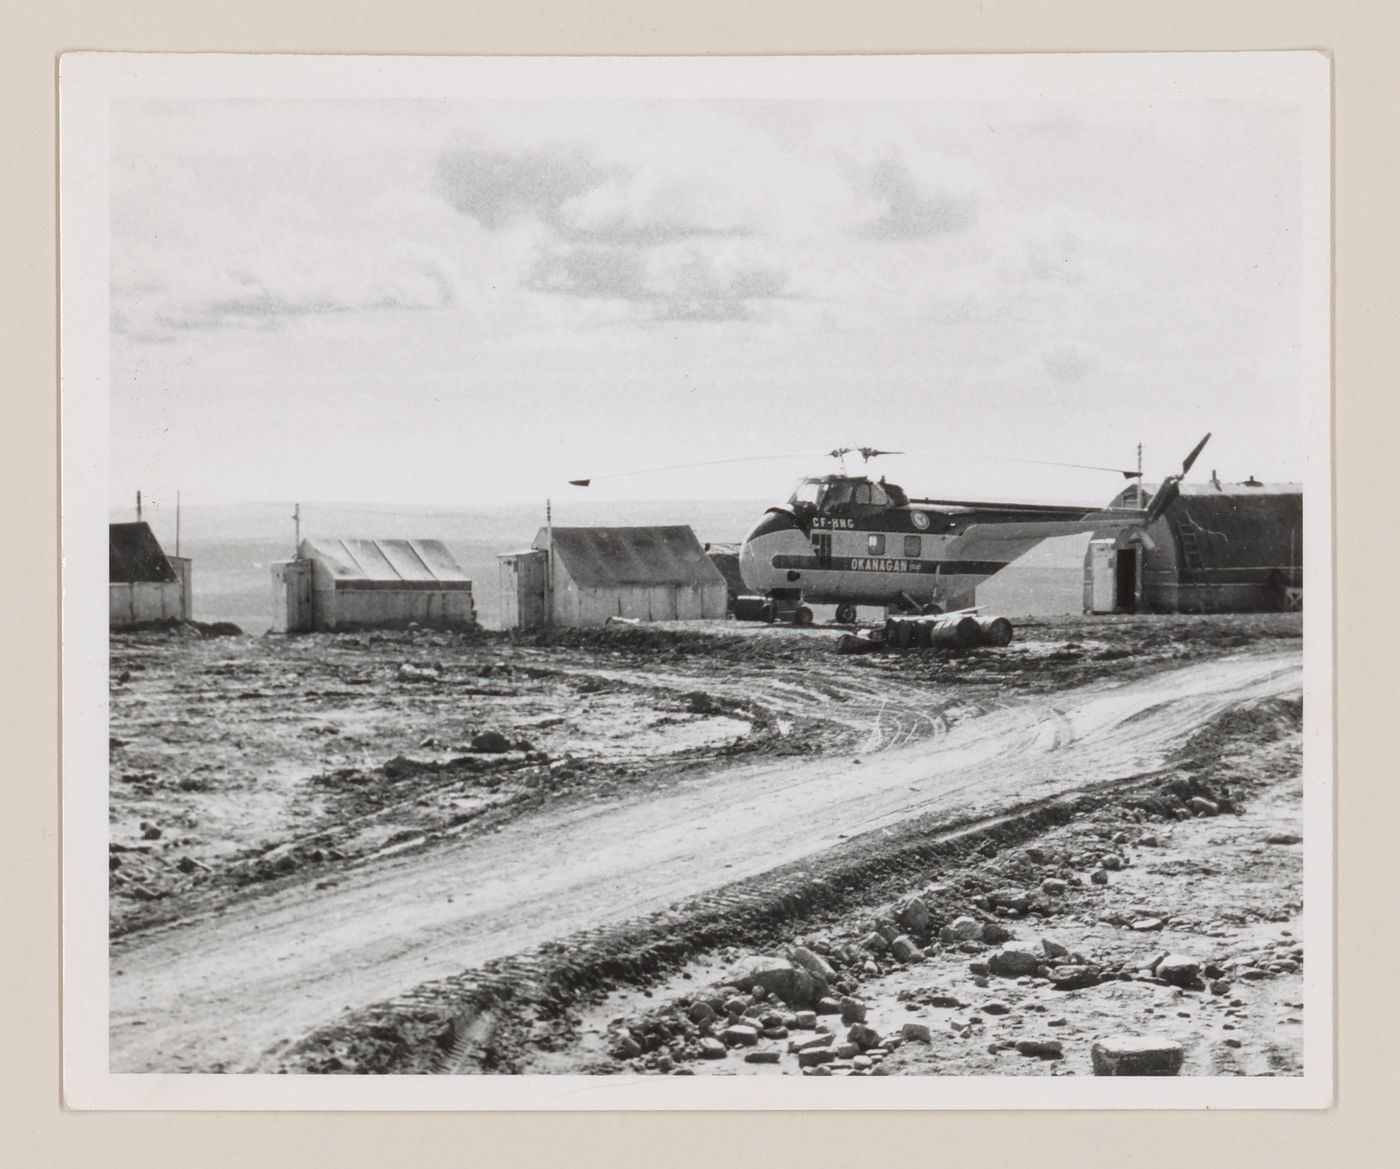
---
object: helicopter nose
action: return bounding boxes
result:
[744,507,803,543]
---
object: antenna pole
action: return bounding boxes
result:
[136,490,142,522]
[176,490,181,555]
[293,502,300,556]
[545,498,554,631]
[1136,443,1143,509]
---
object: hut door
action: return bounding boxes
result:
[1114,549,1139,613]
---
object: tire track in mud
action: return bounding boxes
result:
[108,645,1300,1074]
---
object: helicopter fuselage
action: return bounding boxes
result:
[738,474,1145,613]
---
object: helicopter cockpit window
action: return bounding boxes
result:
[789,480,823,509]
[821,482,856,513]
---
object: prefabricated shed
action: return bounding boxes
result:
[109,521,192,627]
[1085,479,1302,614]
[272,537,476,632]
[498,525,728,629]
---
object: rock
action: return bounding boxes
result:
[861,932,889,954]
[1155,954,1202,988]
[727,955,825,1009]
[688,1001,718,1026]
[1100,854,1124,871]
[793,1033,835,1053]
[847,1024,881,1051]
[794,1010,817,1030]
[1187,796,1219,817]
[968,961,990,977]
[1139,834,1161,847]
[1015,1039,1064,1058]
[723,996,750,1016]
[762,1027,788,1040]
[720,1024,759,1047]
[789,946,837,982]
[744,1049,781,1064]
[1041,937,1070,960]
[470,730,510,753]
[1024,846,1048,864]
[895,895,932,934]
[1090,1037,1184,1076]
[889,935,920,962]
[943,916,983,942]
[699,1037,727,1059]
[1265,832,1302,845]
[835,1042,859,1059]
[991,890,1032,915]
[398,662,441,683]
[901,1023,932,1044]
[613,1035,642,1059]
[988,943,1042,978]
[839,997,867,1024]
[1130,917,1165,932]
[1210,979,1233,996]
[816,996,845,1016]
[141,823,162,841]
[1090,869,1109,886]
[982,1002,1011,1016]
[1048,965,1102,990]
[1040,878,1068,897]
[981,922,1014,945]
[798,1048,836,1068]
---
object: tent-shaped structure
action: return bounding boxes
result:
[1085,479,1302,614]
[272,537,476,632]
[109,522,192,627]
[498,525,728,629]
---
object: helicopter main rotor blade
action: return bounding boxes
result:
[1142,433,1213,523]
[568,452,819,487]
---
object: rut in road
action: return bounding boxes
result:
[108,646,1301,1073]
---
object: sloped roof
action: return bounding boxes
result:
[110,522,177,583]
[537,526,726,588]
[298,537,470,584]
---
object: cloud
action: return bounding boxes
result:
[526,239,792,322]
[850,149,981,239]
[433,139,615,230]
[112,237,458,339]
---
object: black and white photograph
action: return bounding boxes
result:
[60,52,1332,1109]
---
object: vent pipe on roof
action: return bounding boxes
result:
[136,490,142,522]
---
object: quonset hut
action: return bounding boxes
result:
[1084,478,1302,614]
[271,537,476,632]
[109,521,192,628]
[498,525,728,629]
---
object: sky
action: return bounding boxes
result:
[108,94,1310,514]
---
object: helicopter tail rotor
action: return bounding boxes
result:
[1144,432,1212,524]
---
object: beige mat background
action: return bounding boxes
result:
[4,1,1393,1163]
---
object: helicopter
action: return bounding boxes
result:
[571,434,1211,626]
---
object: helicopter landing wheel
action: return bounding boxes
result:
[794,606,814,627]
[834,603,857,625]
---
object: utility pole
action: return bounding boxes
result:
[292,502,300,556]
[136,489,142,522]
[1136,443,1143,509]
[176,490,181,556]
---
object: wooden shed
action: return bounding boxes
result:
[1085,479,1303,614]
[109,522,192,628]
[272,537,476,632]
[498,525,728,629]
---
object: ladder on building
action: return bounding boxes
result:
[1175,523,1207,572]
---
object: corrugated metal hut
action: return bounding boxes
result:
[704,542,744,613]
[109,521,192,627]
[272,537,476,632]
[1084,478,1302,614]
[498,525,728,629]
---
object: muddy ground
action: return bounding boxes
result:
[106,613,1304,1074]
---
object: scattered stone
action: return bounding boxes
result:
[1015,1039,1063,1059]
[1024,846,1048,864]
[1139,834,1161,847]
[1041,937,1069,960]
[470,729,509,752]
[839,998,867,1024]
[724,996,749,1016]
[1040,878,1068,897]
[798,1048,836,1068]
[613,1035,642,1059]
[1100,854,1124,871]
[699,1038,727,1060]
[1090,869,1109,886]
[727,955,826,1009]
[1048,965,1101,991]
[744,1049,781,1064]
[981,923,1014,945]
[1155,954,1202,988]
[901,1023,932,1044]
[1131,917,1165,932]
[836,1042,859,1059]
[794,1010,817,1030]
[847,1024,881,1051]
[988,942,1042,978]
[862,932,889,954]
[1091,1037,1184,1076]
[789,946,837,982]
[895,895,932,934]
[1223,1038,1242,1049]
[1187,796,1220,817]
[1265,832,1302,845]
[982,1001,1011,1016]
[817,997,844,1016]
[889,935,920,962]
[688,1001,717,1026]
[720,1024,759,1047]
[942,916,983,943]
